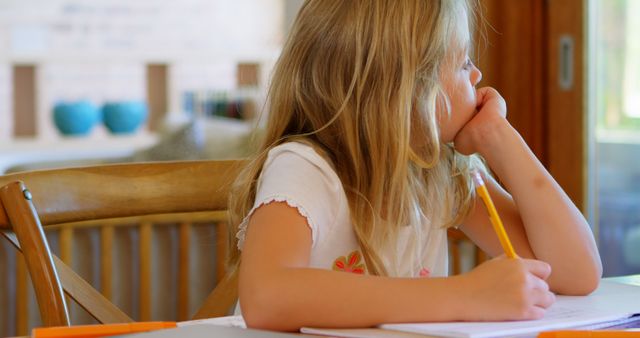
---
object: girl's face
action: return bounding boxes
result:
[437,51,483,143]
[436,4,483,144]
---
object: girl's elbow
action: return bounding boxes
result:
[241,290,279,330]
[240,282,298,331]
[243,305,300,332]
[561,262,602,296]
[242,305,278,331]
[581,260,603,295]
[572,273,600,295]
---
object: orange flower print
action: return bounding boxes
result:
[332,250,366,274]
[419,267,431,277]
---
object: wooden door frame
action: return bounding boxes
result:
[546,0,587,213]
[478,0,586,212]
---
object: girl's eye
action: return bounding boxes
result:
[463,58,473,70]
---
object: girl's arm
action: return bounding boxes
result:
[240,202,555,331]
[454,87,602,296]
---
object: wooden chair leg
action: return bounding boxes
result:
[0,181,70,327]
[3,230,133,324]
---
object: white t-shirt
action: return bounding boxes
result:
[236,142,448,278]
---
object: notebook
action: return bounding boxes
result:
[301,280,640,338]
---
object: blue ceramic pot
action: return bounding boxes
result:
[53,101,100,136]
[102,101,148,134]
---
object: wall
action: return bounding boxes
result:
[284,0,304,32]
[0,1,293,335]
[0,0,286,141]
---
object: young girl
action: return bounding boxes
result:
[228,0,602,331]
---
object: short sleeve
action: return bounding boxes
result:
[236,142,344,250]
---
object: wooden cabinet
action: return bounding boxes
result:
[478,0,586,210]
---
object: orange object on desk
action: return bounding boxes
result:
[32,322,177,338]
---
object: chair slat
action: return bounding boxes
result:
[58,226,73,322]
[476,249,487,265]
[101,226,114,300]
[16,252,29,336]
[178,222,191,321]
[5,230,133,324]
[139,222,152,321]
[449,239,461,275]
[53,255,133,323]
[216,222,228,283]
[60,226,73,265]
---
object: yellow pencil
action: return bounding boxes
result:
[472,170,518,258]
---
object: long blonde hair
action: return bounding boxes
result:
[228,0,484,276]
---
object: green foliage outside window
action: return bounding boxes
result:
[597,0,640,131]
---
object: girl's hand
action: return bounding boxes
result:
[453,87,510,156]
[457,256,556,321]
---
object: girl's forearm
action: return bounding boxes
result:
[478,122,602,294]
[240,267,467,331]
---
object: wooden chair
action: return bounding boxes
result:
[447,228,487,275]
[0,160,244,328]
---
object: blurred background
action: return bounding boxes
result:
[1,0,640,336]
[0,1,305,336]
[592,0,640,278]
[0,0,304,173]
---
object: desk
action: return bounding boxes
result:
[607,274,640,287]
[120,275,640,338]
[118,325,308,338]
[19,276,640,338]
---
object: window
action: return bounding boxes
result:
[592,0,640,276]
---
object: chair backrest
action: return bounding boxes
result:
[0,160,244,328]
[447,228,487,275]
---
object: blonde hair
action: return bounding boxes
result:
[228,0,484,276]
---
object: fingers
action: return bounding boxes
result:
[527,273,555,307]
[533,288,556,309]
[468,257,556,321]
[515,272,555,320]
[475,87,498,106]
[525,306,547,320]
[525,261,555,316]
[475,87,507,118]
[492,255,552,280]
[518,287,555,320]
[521,259,552,280]
[528,271,550,292]
[510,258,556,313]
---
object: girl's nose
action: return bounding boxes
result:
[472,66,482,87]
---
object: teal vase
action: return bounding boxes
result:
[53,101,100,136]
[102,101,148,134]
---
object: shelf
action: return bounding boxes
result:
[0,132,158,173]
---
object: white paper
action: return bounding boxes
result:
[303,281,640,338]
[179,315,247,329]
